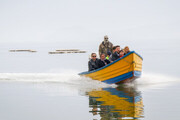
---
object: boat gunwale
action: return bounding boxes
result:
[79,51,143,75]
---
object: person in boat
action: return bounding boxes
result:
[99,35,113,57]
[105,51,111,60]
[124,46,130,55]
[111,45,120,61]
[119,50,125,58]
[97,53,110,68]
[88,53,99,71]
[109,46,117,62]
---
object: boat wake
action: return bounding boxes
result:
[128,72,180,90]
[0,72,179,91]
[0,72,115,90]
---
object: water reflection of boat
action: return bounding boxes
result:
[79,51,143,84]
[88,86,144,119]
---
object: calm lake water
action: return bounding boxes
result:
[0,41,180,120]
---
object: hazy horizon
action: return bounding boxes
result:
[0,0,180,45]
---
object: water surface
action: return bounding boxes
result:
[0,42,180,120]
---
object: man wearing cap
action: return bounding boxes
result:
[99,35,113,57]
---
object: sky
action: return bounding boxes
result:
[0,0,180,46]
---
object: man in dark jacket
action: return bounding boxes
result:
[109,46,117,62]
[88,53,99,71]
[97,53,110,68]
[111,45,120,61]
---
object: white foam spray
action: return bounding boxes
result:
[0,72,179,92]
[127,72,180,91]
[0,72,116,91]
